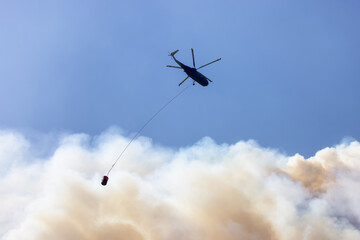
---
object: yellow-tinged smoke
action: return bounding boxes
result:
[1,130,360,240]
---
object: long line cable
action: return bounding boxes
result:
[106,84,192,176]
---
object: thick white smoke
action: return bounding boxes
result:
[1,128,360,240]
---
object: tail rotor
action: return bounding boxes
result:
[169,49,179,56]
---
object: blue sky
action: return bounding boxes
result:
[1,0,359,157]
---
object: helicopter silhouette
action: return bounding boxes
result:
[167,49,221,86]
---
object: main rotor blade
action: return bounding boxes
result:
[178,76,189,86]
[166,65,182,69]
[191,48,196,68]
[196,58,222,70]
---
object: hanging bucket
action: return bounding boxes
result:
[101,176,109,186]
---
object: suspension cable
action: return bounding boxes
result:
[106,84,192,176]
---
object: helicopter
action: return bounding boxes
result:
[167,49,221,86]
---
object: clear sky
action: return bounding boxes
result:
[1,0,359,157]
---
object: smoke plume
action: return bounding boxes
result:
[1,129,360,240]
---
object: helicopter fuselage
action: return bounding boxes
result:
[173,58,209,86]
